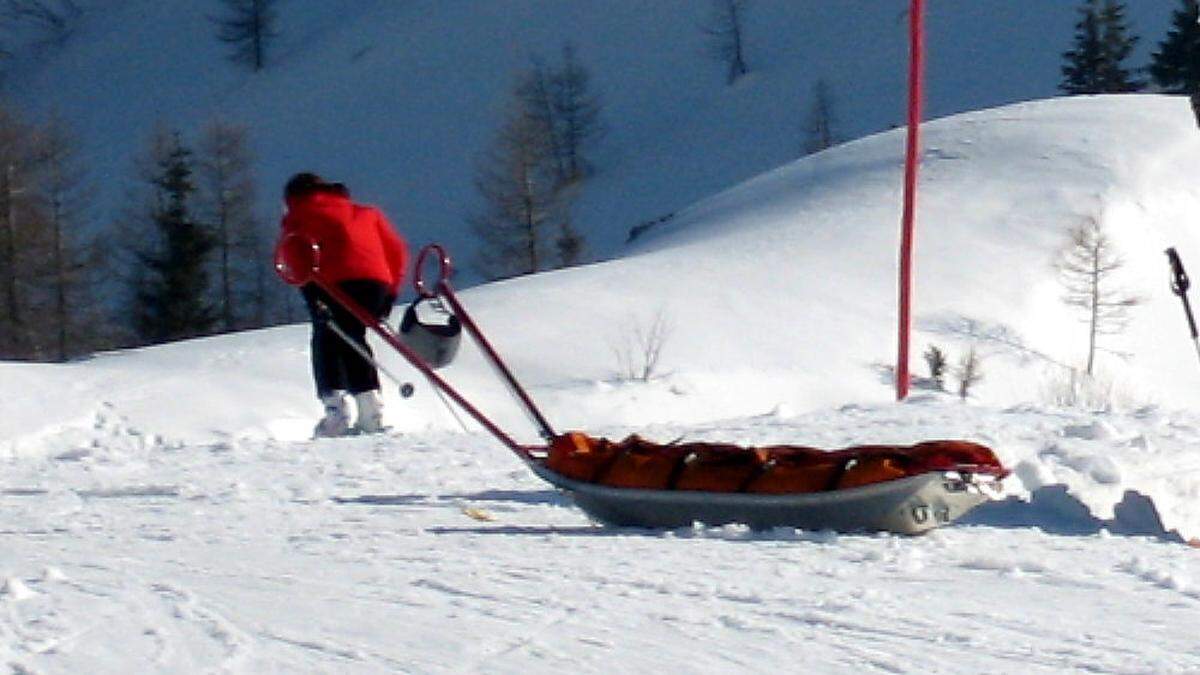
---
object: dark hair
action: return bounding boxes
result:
[284,172,350,199]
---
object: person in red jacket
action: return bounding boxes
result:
[275,173,409,437]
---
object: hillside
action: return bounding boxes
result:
[0,0,1174,276]
[4,78,1200,670]
[5,93,1200,524]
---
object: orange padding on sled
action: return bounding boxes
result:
[545,433,1008,494]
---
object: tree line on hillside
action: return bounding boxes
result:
[0,107,293,362]
[4,0,1200,366]
[1060,0,1200,95]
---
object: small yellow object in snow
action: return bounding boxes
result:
[462,506,495,522]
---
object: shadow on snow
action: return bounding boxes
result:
[961,485,1187,544]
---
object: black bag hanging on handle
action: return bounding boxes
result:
[398,296,462,369]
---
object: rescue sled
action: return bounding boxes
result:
[275,240,1009,534]
[530,433,1005,533]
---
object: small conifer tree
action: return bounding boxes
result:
[131,131,217,344]
[1150,0,1200,94]
[924,345,947,391]
[1060,0,1143,94]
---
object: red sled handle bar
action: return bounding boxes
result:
[413,245,558,443]
[275,236,554,461]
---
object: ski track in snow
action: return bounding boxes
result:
[2,400,1200,673]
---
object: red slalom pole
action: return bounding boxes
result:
[897,0,926,401]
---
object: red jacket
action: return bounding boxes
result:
[277,190,408,293]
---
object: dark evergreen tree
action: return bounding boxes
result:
[132,131,217,344]
[550,44,603,185]
[1150,0,1200,94]
[213,0,278,71]
[1060,0,1143,94]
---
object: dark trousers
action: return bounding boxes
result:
[302,280,394,398]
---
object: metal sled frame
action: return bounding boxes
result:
[277,237,553,459]
[277,239,1004,533]
[531,462,1001,534]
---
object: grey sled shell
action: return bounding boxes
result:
[529,462,994,534]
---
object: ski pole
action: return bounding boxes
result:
[315,301,413,397]
[278,234,539,458]
[1166,247,1200,366]
[315,301,471,432]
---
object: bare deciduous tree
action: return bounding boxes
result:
[475,45,606,280]
[471,103,564,280]
[0,105,42,358]
[513,46,601,269]
[1054,216,1141,375]
[702,0,750,85]
[196,119,259,331]
[2,0,80,46]
[32,114,106,360]
[213,0,278,71]
[804,78,838,155]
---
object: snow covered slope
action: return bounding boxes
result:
[464,94,1200,414]
[0,1,1174,267]
[6,93,1200,473]
[5,93,1200,671]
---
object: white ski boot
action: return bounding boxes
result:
[353,390,388,435]
[313,391,351,438]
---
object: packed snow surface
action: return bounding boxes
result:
[2,403,1199,672]
[5,96,1200,671]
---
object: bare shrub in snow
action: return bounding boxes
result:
[612,308,673,382]
[1039,367,1148,412]
[954,346,983,400]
